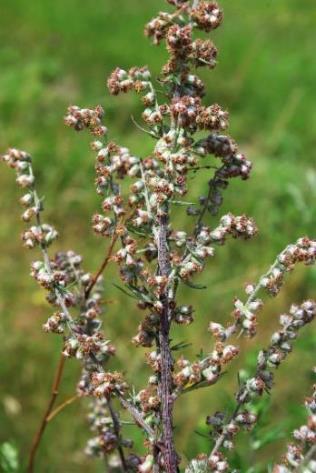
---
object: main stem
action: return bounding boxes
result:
[156,212,178,473]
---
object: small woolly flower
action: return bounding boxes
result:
[166,24,193,56]
[170,95,201,128]
[145,12,173,45]
[191,39,218,68]
[197,104,229,131]
[64,105,107,136]
[191,2,224,32]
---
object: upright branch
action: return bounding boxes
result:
[154,211,178,472]
[1,148,133,471]
[64,0,254,469]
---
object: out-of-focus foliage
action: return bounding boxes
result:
[0,443,19,472]
[0,0,315,471]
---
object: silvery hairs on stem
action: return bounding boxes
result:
[2,0,316,472]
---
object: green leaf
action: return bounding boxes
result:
[171,341,192,351]
[170,200,197,206]
[182,279,207,290]
[0,443,19,472]
[112,284,137,300]
[251,426,285,451]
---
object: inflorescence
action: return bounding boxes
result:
[2,1,315,472]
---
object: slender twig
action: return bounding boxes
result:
[27,354,66,473]
[118,395,156,439]
[209,391,248,458]
[107,396,129,472]
[85,231,119,298]
[46,395,79,422]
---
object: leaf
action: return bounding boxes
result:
[170,200,197,206]
[0,443,19,472]
[171,341,192,351]
[126,224,149,238]
[182,279,207,290]
[112,284,137,300]
[251,426,285,451]
[193,430,210,440]
[129,286,153,304]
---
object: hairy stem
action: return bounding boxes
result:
[155,212,178,473]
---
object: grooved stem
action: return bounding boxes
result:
[155,212,178,473]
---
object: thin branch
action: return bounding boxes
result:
[46,395,79,422]
[85,230,119,298]
[107,396,129,472]
[27,354,66,473]
[118,395,156,439]
[209,391,248,458]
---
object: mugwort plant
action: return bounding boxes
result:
[2,1,315,472]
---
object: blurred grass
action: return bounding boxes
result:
[0,0,315,471]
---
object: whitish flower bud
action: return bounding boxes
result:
[20,193,34,207]
[16,174,34,188]
[139,455,154,473]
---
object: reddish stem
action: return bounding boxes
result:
[27,354,66,473]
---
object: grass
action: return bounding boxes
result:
[0,0,315,471]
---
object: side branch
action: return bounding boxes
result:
[27,354,66,473]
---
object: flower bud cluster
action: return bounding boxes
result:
[1,149,59,250]
[22,224,58,249]
[204,301,316,470]
[231,238,316,337]
[145,12,175,45]
[166,24,193,58]
[186,453,229,473]
[85,398,133,459]
[273,375,316,472]
[197,134,252,181]
[91,372,128,398]
[136,386,160,414]
[2,147,136,467]
[191,2,224,32]
[210,213,258,244]
[197,105,229,132]
[94,141,141,194]
[232,298,263,337]
[63,333,116,361]
[64,105,107,136]
[107,67,151,96]
[191,39,218,69]
[174,340,239,391]
[261,238,316,295]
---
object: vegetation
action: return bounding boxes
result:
[0,0,315,471]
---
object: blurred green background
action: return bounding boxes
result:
[0,0,315,471]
